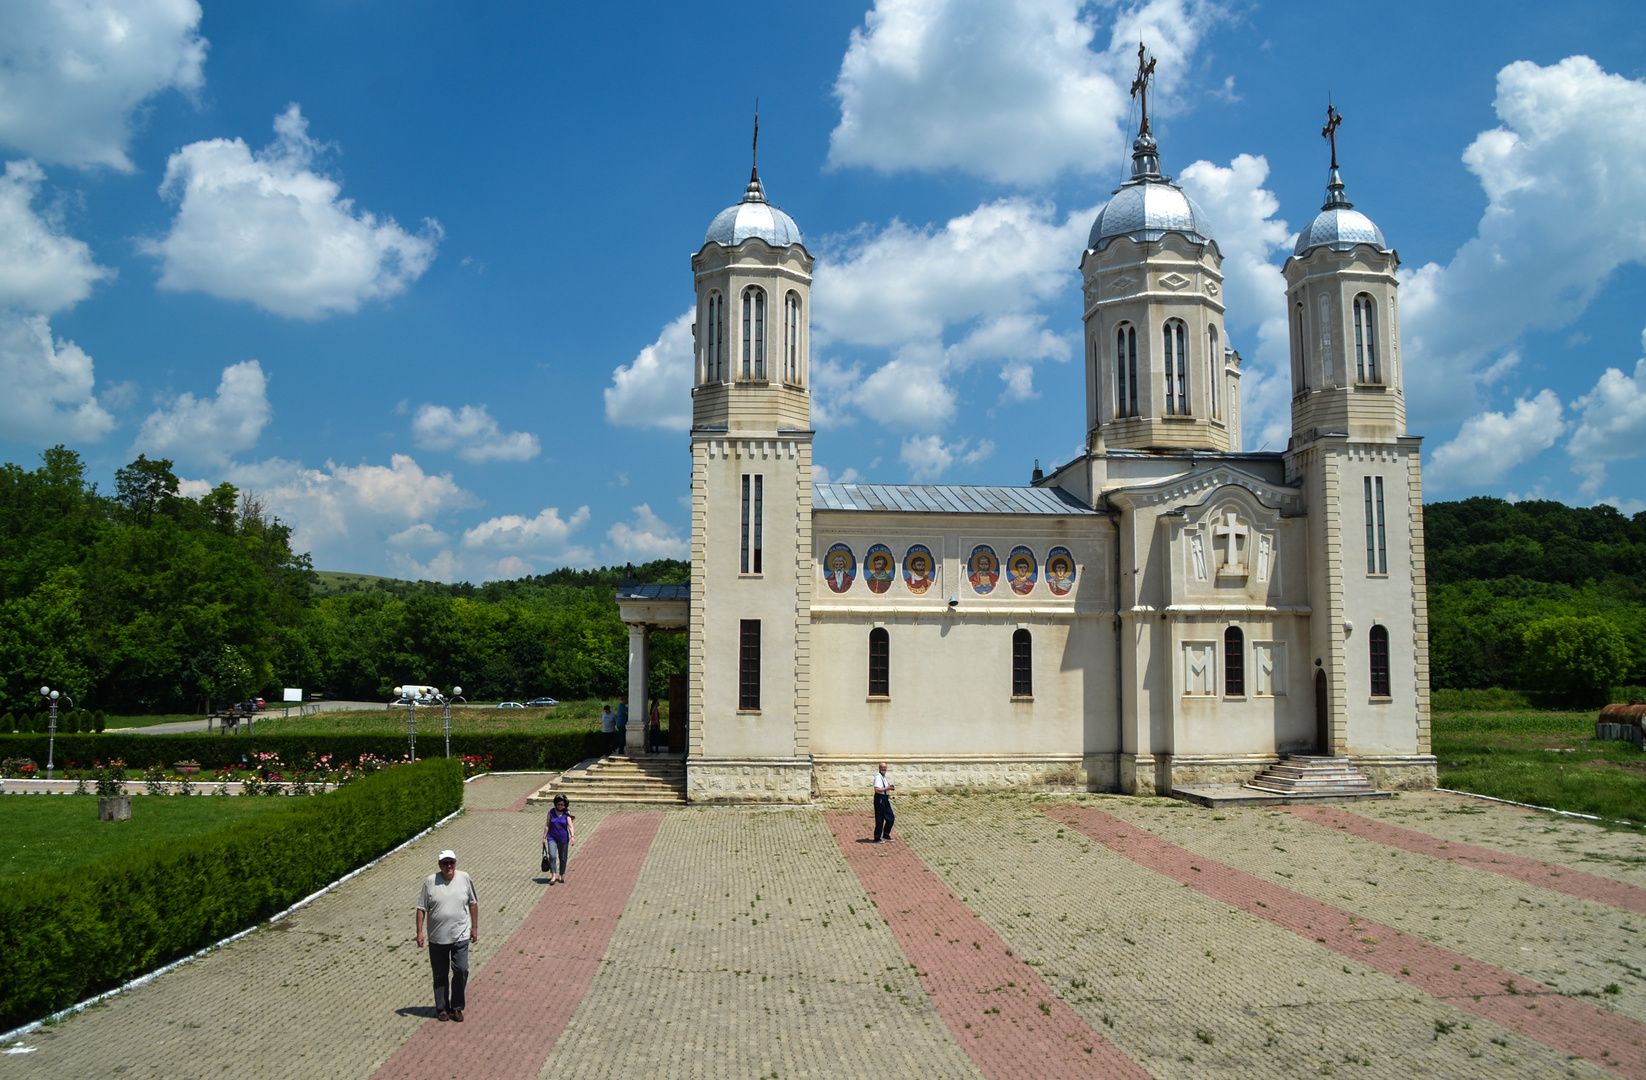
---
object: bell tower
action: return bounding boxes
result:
[686,120,816,803]
[1080,43,1241,454]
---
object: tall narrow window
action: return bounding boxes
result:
[740,474,763,574]
[1369,624,1390,697]
[739,620,761,710]
[1353,295,1378,383]
[1011,629,1032,697]
[1115,325,1137,418]
[1224,626,1245,696]
[1295,303,1308,389]
[1363,476,1390,574]
[742,287,766,380]
[1208,325,1220,419]
[705,293,724,382]
[868,627,889,697]
[784,292,801,383]
[1164,320,1188,415]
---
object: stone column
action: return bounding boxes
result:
[627,623,649,756]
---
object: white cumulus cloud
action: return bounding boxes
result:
[828,0,1220,185]
[0,310,115,442]
[900,434,994,481]
[463,505,592,552]
[605,310,693,431]
[145,104,442,319]
[387,522,451,549]
[606,503,687,561]
[412,403,540,463]
[1427,389,1565,491]
[1399,56,1646,425]
[0,0,207,171]
[1566,329,1646,493]
[0,159,115,311]
[135,360,271,467]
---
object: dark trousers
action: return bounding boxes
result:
[429,940,469,1013]
[873,791,895,840]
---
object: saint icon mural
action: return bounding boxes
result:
[823,543,856,593]
[903,544,935,595]
[968,545,999,595]
[863,544,895,594]
[1045,547,1076,596]
[1007,547,1037,595]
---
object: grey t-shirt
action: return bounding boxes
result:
[417,870,477,945]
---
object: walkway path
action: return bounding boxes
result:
[5,785,1641,1080]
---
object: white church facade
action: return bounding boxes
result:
[618,92,1435,804]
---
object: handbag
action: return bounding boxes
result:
[541,840,551,873]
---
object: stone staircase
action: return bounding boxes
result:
[1242,755,1382,798]
[528,753,687,806]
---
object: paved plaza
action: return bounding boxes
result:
[6,775,1645,1079]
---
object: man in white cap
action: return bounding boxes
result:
[416,849,479,1021]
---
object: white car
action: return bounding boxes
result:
[496,701,525,708]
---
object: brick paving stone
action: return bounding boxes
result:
[1352,790,1646,890]
[827,809,1149,1080]
[466,773,557,812]
[3,773,578,1079]
[1101,798,1646,1028]
[887,793,1606,1080]
[535,806,987,1080]
[1289,804,1646,914]
[1056,804,1646,1080]
[374,811,663,1080]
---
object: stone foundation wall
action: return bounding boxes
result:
[1165,755,1280,788]
[1351,755,1438,791]
[813,755,1110,796]
[687,758,813,804]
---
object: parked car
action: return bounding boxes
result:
[252,697,266,710]
[496,701,525,708]
[525,697,559,707]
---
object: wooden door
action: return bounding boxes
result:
[668,673,687,753]
[1314,668,1330,754]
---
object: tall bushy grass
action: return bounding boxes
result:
[0,757,462,1029]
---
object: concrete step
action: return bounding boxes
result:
[526,754,688,806]
[1242,753,1380,798]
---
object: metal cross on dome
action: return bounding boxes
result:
[1323,102,1344,170]
[1131,42,1157,136]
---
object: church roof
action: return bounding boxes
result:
[813,483,1096,515]
[705,173,803,248]
[616,582,690,601]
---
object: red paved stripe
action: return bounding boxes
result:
[827,811,1151,1080]
[374,812,664,1080]
[1289,804,1646,915]
[1053,806,1646,1080]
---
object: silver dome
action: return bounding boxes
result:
[1089,181,1213,251]
[705,174,802,248]
[1293,168,1387,256]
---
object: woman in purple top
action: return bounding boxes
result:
[542,795,575,884]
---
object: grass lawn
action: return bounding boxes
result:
[1433,708,1646,827]
[242,698,634,737]
[0,795,294,880]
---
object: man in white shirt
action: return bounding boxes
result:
[416,849,479,1022]
[873,762,896,843]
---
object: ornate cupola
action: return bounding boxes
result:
[1284,104,1405,445]
[1080,44,1240,454]
[692,116,812,434]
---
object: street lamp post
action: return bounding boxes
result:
[441,687,465,759]
[39,686,73,782]
[394,687,417,760]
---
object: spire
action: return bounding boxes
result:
[1128,42,1162,179]
[744,101,766,203]
[1320,101,1353,210]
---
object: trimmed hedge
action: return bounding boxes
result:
[0,757,463,1029]
[0,730,608,773]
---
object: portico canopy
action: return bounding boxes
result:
[616,580,689,755]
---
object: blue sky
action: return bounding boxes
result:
[3,0,1645,581]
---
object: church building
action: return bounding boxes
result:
[618,72,1435,804]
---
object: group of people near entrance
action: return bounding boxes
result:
[412,764,898,1021]
[599,696,665,754]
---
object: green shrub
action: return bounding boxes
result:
[0,757,462,1028]
[1615,685,1646,705]
[0,730,606,773]
[1522,616,1631,708]
[0,713,12,734]
[94,710,106,733]
[1432,687,1533,712]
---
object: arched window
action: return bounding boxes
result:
[1295,302,1307,389]
[1164,320,1188,415]
[705,292,725,383]
[1011,629,1032,697]
[784,292,801,384]
[1207,324,1220,419]
[868,627,889,697]
[742,287,766,380]
[1353,294,1378,383]
[1115,325,1137,418]
[1224,626,1244,696]
[1369,624,1390,697]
